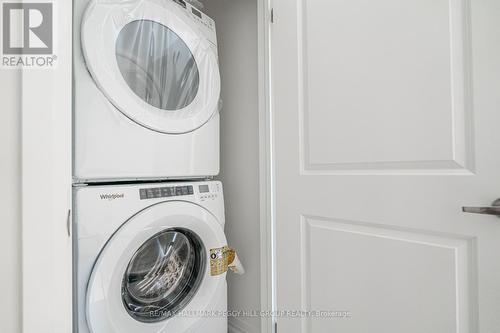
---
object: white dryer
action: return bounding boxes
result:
[74,0,221,182]
[73,181,227,333]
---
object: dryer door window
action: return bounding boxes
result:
[116,20,200,111]
[121,228,206,323]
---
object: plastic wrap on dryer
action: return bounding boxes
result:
[81,0,221,134]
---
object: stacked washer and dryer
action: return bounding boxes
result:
[72,0,232,332]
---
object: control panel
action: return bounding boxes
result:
[139,182,221,202]
[198,182,221,202]
[139,185,193,200]
[172,0,215,31]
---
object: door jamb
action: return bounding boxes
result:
[21,1,73,332]
[258,0,275,332]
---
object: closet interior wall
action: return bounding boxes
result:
[205,0,261,332]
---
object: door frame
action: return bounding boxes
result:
[21,1,73,332]
[258,0,275,332]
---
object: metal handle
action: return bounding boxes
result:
[66,209,71,237]
[462,199,500,217]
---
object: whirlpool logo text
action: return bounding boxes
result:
[99,193,125,201]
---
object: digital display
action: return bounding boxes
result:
[199,185,210,193]
[139,185,193,200]
[191,7,202,19]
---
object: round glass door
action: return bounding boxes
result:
[122,228,205,323]
[115,19,200,111]
[82,0,221,133]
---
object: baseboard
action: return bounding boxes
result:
[228,317,258,333]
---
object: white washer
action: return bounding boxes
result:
[73,181,227,333]
[74,0,220,182]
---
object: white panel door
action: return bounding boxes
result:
[271,0,500,332]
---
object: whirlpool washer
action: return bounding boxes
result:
[73,181,227,333]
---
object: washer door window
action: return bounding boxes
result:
[122,228,205,322]
[81,0,221,134]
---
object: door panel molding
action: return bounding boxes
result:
[297,0,475,175]
[300,214,479,333]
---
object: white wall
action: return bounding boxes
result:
[0,70,22,332]
[205,1,262,332]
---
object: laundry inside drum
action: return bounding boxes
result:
[121,228,205,322]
